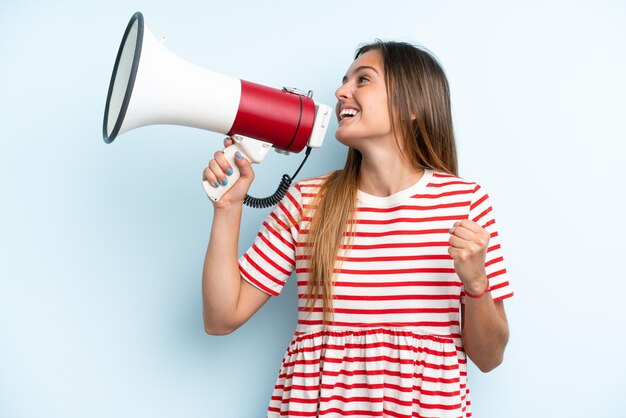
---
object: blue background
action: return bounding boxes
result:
[1,1,625,417]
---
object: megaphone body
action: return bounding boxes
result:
[103,12,331,203]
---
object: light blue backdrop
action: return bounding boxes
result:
[1,1,625,417]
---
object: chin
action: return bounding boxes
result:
[334,129,356,147]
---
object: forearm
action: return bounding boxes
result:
[202,205,244,334]
[461,280,509,372]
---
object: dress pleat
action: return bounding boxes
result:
[269,329,464,417]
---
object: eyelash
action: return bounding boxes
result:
[341,75,370,85]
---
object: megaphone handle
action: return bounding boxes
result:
[202,142,251,203]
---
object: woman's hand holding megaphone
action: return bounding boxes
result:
[203,137,255,208]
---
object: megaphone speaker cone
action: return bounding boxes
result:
[103,12,144,143]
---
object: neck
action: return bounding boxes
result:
[357,144,424,197]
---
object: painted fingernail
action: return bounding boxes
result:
[221,179,228,186]
[449,225,456,233]
[236,152,242,159]
[223,138,230,145]
[214,182,220,188]
[227,168,233,176]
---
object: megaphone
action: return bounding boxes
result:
[103,12,332,205]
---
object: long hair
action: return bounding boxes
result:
[303,41,458,325]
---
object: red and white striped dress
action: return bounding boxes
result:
[238,169,514,417]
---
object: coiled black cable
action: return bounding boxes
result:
[243,147,313,209]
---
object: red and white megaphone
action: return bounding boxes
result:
[103,12,331,205]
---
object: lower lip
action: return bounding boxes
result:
[339,115,358,125]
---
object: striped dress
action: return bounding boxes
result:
[238,169,514,417]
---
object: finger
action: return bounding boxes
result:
[209,159,229,186]
[449,225,476,241]
[213,150,234,177]
[233,151,254,180]
[223,137,234,148]
[448,234,472,249]
[448,221,461,234]
[458,219,484,233]
[203,166,220,188]
[448,246,467,259]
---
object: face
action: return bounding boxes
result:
[335,49,393,148]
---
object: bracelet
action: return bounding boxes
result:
[464,281,490,299]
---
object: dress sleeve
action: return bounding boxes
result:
[467,182,514,301]
[237,184,303,296]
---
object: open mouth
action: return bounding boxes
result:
[339,108,360,122]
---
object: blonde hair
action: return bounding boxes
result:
[303,41,459,325]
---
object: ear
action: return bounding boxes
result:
[410,113,417,121]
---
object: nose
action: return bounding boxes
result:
[335,82,350,101]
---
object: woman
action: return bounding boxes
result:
[202,41,513,417]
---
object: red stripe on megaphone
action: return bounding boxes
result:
[228,80,316,152]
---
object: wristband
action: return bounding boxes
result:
[464,282,490,299]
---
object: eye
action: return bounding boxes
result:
[357,75,370,84]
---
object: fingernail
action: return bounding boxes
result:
[236,152,242,159]
[226,168,233,176]
[214,182,220,188]
[221,179,228,186]
[449,225,456,233]
[223,138,230,146]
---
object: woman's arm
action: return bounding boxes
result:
[448,219,510,372]
[202,204,270,335]
[201,140,270,335]
[460,290,509,372]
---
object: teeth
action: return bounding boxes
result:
[340,108,359,119]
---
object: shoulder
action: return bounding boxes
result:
[293,170,337,196]
[426,170,497,210]
[427,169,481,192]
[275,171,337,216]
[429,171,502,222]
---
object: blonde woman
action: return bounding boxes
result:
[202,41,513,417]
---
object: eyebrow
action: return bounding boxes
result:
[342,65,380,84]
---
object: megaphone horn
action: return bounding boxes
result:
[103,12,331,206]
